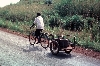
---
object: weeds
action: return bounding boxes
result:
[0,0,100,52]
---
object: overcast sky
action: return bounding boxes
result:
[0,0,20,7]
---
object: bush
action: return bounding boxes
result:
[62,17,72,30]
[55,0,75,17]
[63,15,84,31]
[48,14,62,29]
[54,0,100,21]
[43,10,64,29]
[0,10,34,22]
[74,0,100,21]
[45,0,52,4]
[90,22,100,42]
[0,10,9,19]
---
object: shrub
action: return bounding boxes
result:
[0,10,9,19]
[90,22,100,42]
[54,0,100,21]
[63,15,84,31]
[45,0,52,4]
[55,0,75,17]
[62,17,72,30]
[74,0,100,21]
[43,10,64,29]
[48,15,61,29]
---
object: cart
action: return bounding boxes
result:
[49,35,76,55]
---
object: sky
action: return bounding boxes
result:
[0,0,20,7]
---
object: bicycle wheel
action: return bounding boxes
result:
[40,33,49,49]
[29,31,36,45]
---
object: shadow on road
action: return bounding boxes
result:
[22,44,43,52]
[46,52,75,59]
[21,44,76,60]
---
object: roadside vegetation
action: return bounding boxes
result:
[0,0,100,52]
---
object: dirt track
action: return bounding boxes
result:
[0,27,100,60]
[0,28,100,66]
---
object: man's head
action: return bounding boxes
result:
[37,13,41,17]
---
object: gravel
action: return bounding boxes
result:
[0,30,100,66]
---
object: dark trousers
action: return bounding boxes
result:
[35,29,43,42]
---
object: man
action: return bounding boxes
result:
[30,13,44,43]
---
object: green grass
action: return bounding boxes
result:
[0,19,24,32]
[0,19,100,52]
[0,0,100,52]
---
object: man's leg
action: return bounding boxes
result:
[35,29,41,43]
[35,29,39,44]
[38,29,43,43]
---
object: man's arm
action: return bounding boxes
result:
[30,23,35,29]
[30,18,37,29]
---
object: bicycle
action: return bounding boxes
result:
[28,28,52,49]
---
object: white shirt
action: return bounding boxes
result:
[34,16,44,29]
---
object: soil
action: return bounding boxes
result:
[0,27,100,60]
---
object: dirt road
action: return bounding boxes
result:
[0,30,100,66]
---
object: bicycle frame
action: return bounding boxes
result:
[29,30,50,49]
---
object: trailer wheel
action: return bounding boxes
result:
[50,41,59,55]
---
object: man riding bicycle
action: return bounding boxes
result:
[30,13,44,44]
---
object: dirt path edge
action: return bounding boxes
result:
[0,27,100,60]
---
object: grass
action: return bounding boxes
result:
[0,0,100,52]
[0,19,24,32]
[0,18,100,52]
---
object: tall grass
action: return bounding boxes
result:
[54,0,100,19]
[0,19,31,33]
[0,0,100,52]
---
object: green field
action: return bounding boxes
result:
[0,0,100,52]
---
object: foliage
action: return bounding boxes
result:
[74,0,100,20]
[54,0,100,21]
[43,10,64,29]
[0,0,100,52]
[0,1,52,22]
[48,14,63,29]
[64,15,84,31]
[45,0,52,4]
[54,0,75,17]
[90,22,100,42]
[0,19,28,32]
